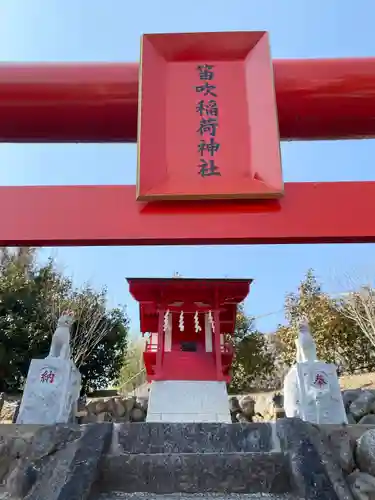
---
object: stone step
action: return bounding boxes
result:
[112,422,277,454]
[97,452,291,495]
[94,493,302,500]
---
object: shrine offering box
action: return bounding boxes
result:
[137,31,283,201]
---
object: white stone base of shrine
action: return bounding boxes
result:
[146,380,231,423]
[17,357,81,425]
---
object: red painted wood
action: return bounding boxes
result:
[138,32,283,200]
[155,307,165,380]
[214,310,223,381]
[1,182,375,246]
[159,352,219,381]
[129,277,248,382]
[0,57,375,142]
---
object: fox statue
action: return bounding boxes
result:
[295,318,318,363]
[48,311,75,361]
[283,318,347,424]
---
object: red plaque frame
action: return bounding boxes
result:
[137,32,283,201]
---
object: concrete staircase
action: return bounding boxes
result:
[88,420,349,500]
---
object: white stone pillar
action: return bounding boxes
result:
[164,314,172,352]
[204,313,213,352]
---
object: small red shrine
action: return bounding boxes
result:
[127,277,252,383]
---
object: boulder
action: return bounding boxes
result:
[0,437,12,482]
[347,470,375,500]
[356,429,375,477]
[325,428,356,474]
[95,400,108,415]
[5,423,111,499]
[347,413,357,424]
[107,398,126,418]
[349,391,375,421]
[358,414,375,425]
[236,413,249,423]
[123,396,136,414]
[342,389,363,411]
[239,395,255,419]
[229,396,240,413]
[130,408,145,422]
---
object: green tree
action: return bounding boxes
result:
[0,248,129,393]
[228,305,277,393]
[275,269,375,373]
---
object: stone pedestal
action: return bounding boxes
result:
[146,380,231,423]
[284,361,347,424]
[17,357,81,425]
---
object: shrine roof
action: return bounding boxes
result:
[127,277,252,303]
[127,278,252,334]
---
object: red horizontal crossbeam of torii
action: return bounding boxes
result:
[1,58,375,142]
[1,55,375,246]
[1,182,375,246]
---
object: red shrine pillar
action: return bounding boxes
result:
[214,287,223,380]
[155,307,165,380]
[214,310,223,381]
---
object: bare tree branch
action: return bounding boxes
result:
[338,282,375,349]
[41,278,113,368]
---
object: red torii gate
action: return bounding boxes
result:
[1,31,375,247]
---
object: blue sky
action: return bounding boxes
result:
[1,0,375,334]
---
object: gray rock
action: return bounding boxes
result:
[239,395,255,419]
[3,424,112,500]
[129,408,145,422]
[347,470,375,500]
[325,427,356,473]
[5,425,83,497]
[85,401,99,415]
[25,423,111,500]
[237,413,250,423]
[77,396,87,412]
[272,393,284,409]
[349,391,375,420]
[347,412,357,424]
[356,429,375,476]
[27,424,82,461]
[342,390,363,410]
[276,418,353,500]
[115,415,131,423]
[136,398,148,413]
[230,411,239,423]
[81,413,99,424]
[95,400,108,414]
[6,462,38,499]
[0,439,12,482]
[10,436,30,459]
[108,398,126,418]
[229,396,240,413]
[123,397,136,414]
[358,414,375,425]
[97,412,113,423]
